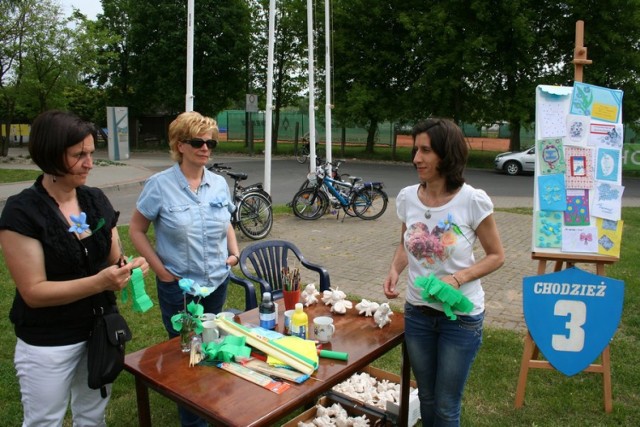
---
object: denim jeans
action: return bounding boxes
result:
[156,276,229,427]
[404,303,484,427]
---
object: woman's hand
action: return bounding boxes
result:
[100,263,135,291]
[101,256,150,291]
[383,271,400,299]
[226,254,240,267]
[127,256,150,277]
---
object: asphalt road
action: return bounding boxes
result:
[104,155,640,221]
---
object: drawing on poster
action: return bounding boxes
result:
[534,83,624,257]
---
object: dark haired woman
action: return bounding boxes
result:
[0,110,148,425]
[383,118,504,426]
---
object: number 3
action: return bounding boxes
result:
[552,300,586,352]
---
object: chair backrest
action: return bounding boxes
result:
[238,240,330,300]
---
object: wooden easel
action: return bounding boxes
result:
[514,21,618,413]
[515,253,618,412]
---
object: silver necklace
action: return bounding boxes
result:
[424,210,431,219]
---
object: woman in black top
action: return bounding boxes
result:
[0,110,148,426]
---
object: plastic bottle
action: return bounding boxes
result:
[259,292,276,330]
[290,303,308,339]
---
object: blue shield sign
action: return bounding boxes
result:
[523,267,624,376]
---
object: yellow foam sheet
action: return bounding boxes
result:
[267,336,319,367]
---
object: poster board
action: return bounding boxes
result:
[532,83,624,258]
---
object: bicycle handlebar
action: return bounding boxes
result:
[207,162,232,171]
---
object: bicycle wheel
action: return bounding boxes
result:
[296,146,309,164]
[351,187,388,220]
[291,188,328,220]
[237,193,273,240]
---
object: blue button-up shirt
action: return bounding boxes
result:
[136,163,235,289]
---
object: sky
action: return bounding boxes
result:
[61,0,103,19]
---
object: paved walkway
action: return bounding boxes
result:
[2,147,636,332]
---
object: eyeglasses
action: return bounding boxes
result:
[182,138,217,149]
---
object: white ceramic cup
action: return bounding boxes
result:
[201,320,220,343]
[313,316,335,343]
[283,309,295,335]
[201,313,217,322]
[217,311,235,321]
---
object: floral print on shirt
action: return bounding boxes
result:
[405,214,461,266]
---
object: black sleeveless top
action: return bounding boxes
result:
[0,175,119,346]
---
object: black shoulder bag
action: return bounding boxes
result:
[29,185,132,398]
[88,299,132,398]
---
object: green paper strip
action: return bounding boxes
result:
[415,273,474,320]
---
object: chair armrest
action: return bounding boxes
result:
[229,272,258,311]
[297,255,331,292]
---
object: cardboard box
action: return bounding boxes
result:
[331,365,421,427]
[283,394,385,427]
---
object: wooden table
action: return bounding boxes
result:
[124,301,410,426]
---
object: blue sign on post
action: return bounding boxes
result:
[523,267,624,376]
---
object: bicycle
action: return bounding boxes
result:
[290,158,354,216]
[290,164,388,221]
[295,132,324,164]
[207,163,273,240]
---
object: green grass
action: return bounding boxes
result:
[0,169,40,183]
[1,212,640,426]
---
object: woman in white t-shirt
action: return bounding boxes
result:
[383,118,504,427]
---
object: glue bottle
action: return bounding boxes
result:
[259,292,276,330]
[290,303,308,339]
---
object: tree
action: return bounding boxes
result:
[16,1,81,116]
[251,0,308,151]
[0,0,35,155]
[332,0,418,153]
[561,0,640,129]
[117,0,252,117]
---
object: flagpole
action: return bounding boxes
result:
[185,0,194,112]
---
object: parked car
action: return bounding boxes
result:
[494,146,535,176]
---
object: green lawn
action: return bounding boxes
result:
[1,214,639,425]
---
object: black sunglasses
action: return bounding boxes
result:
[183,138,218,149]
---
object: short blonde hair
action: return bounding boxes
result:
[168,111,219,162]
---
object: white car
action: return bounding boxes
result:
[494,146,535,176]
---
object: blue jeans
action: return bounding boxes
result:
[404,303,484,427]
[156,276,229,427]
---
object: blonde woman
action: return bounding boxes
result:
[129,111,240,426]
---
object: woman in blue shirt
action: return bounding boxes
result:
[130,111,240,332]
[129,111,240,427]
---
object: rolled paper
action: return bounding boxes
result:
[318,349,348,361]
[215,316,317,375]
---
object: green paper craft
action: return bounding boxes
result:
[121,266,153,313]
[199,335,252,364]
[171,301,205,335]
[414,274,474,320]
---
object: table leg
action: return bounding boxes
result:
[134,377,152,427]
[399,341,410,426]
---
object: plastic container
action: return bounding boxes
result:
[290,303,308,339]
[259,292,276,330]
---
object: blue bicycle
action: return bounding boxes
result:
[291,165,388,220]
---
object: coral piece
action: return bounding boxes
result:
[301,283,320,306]
[321,287,352,314]
[356,299,380,317]
[373,303,393,328]
[332,299,353,314]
